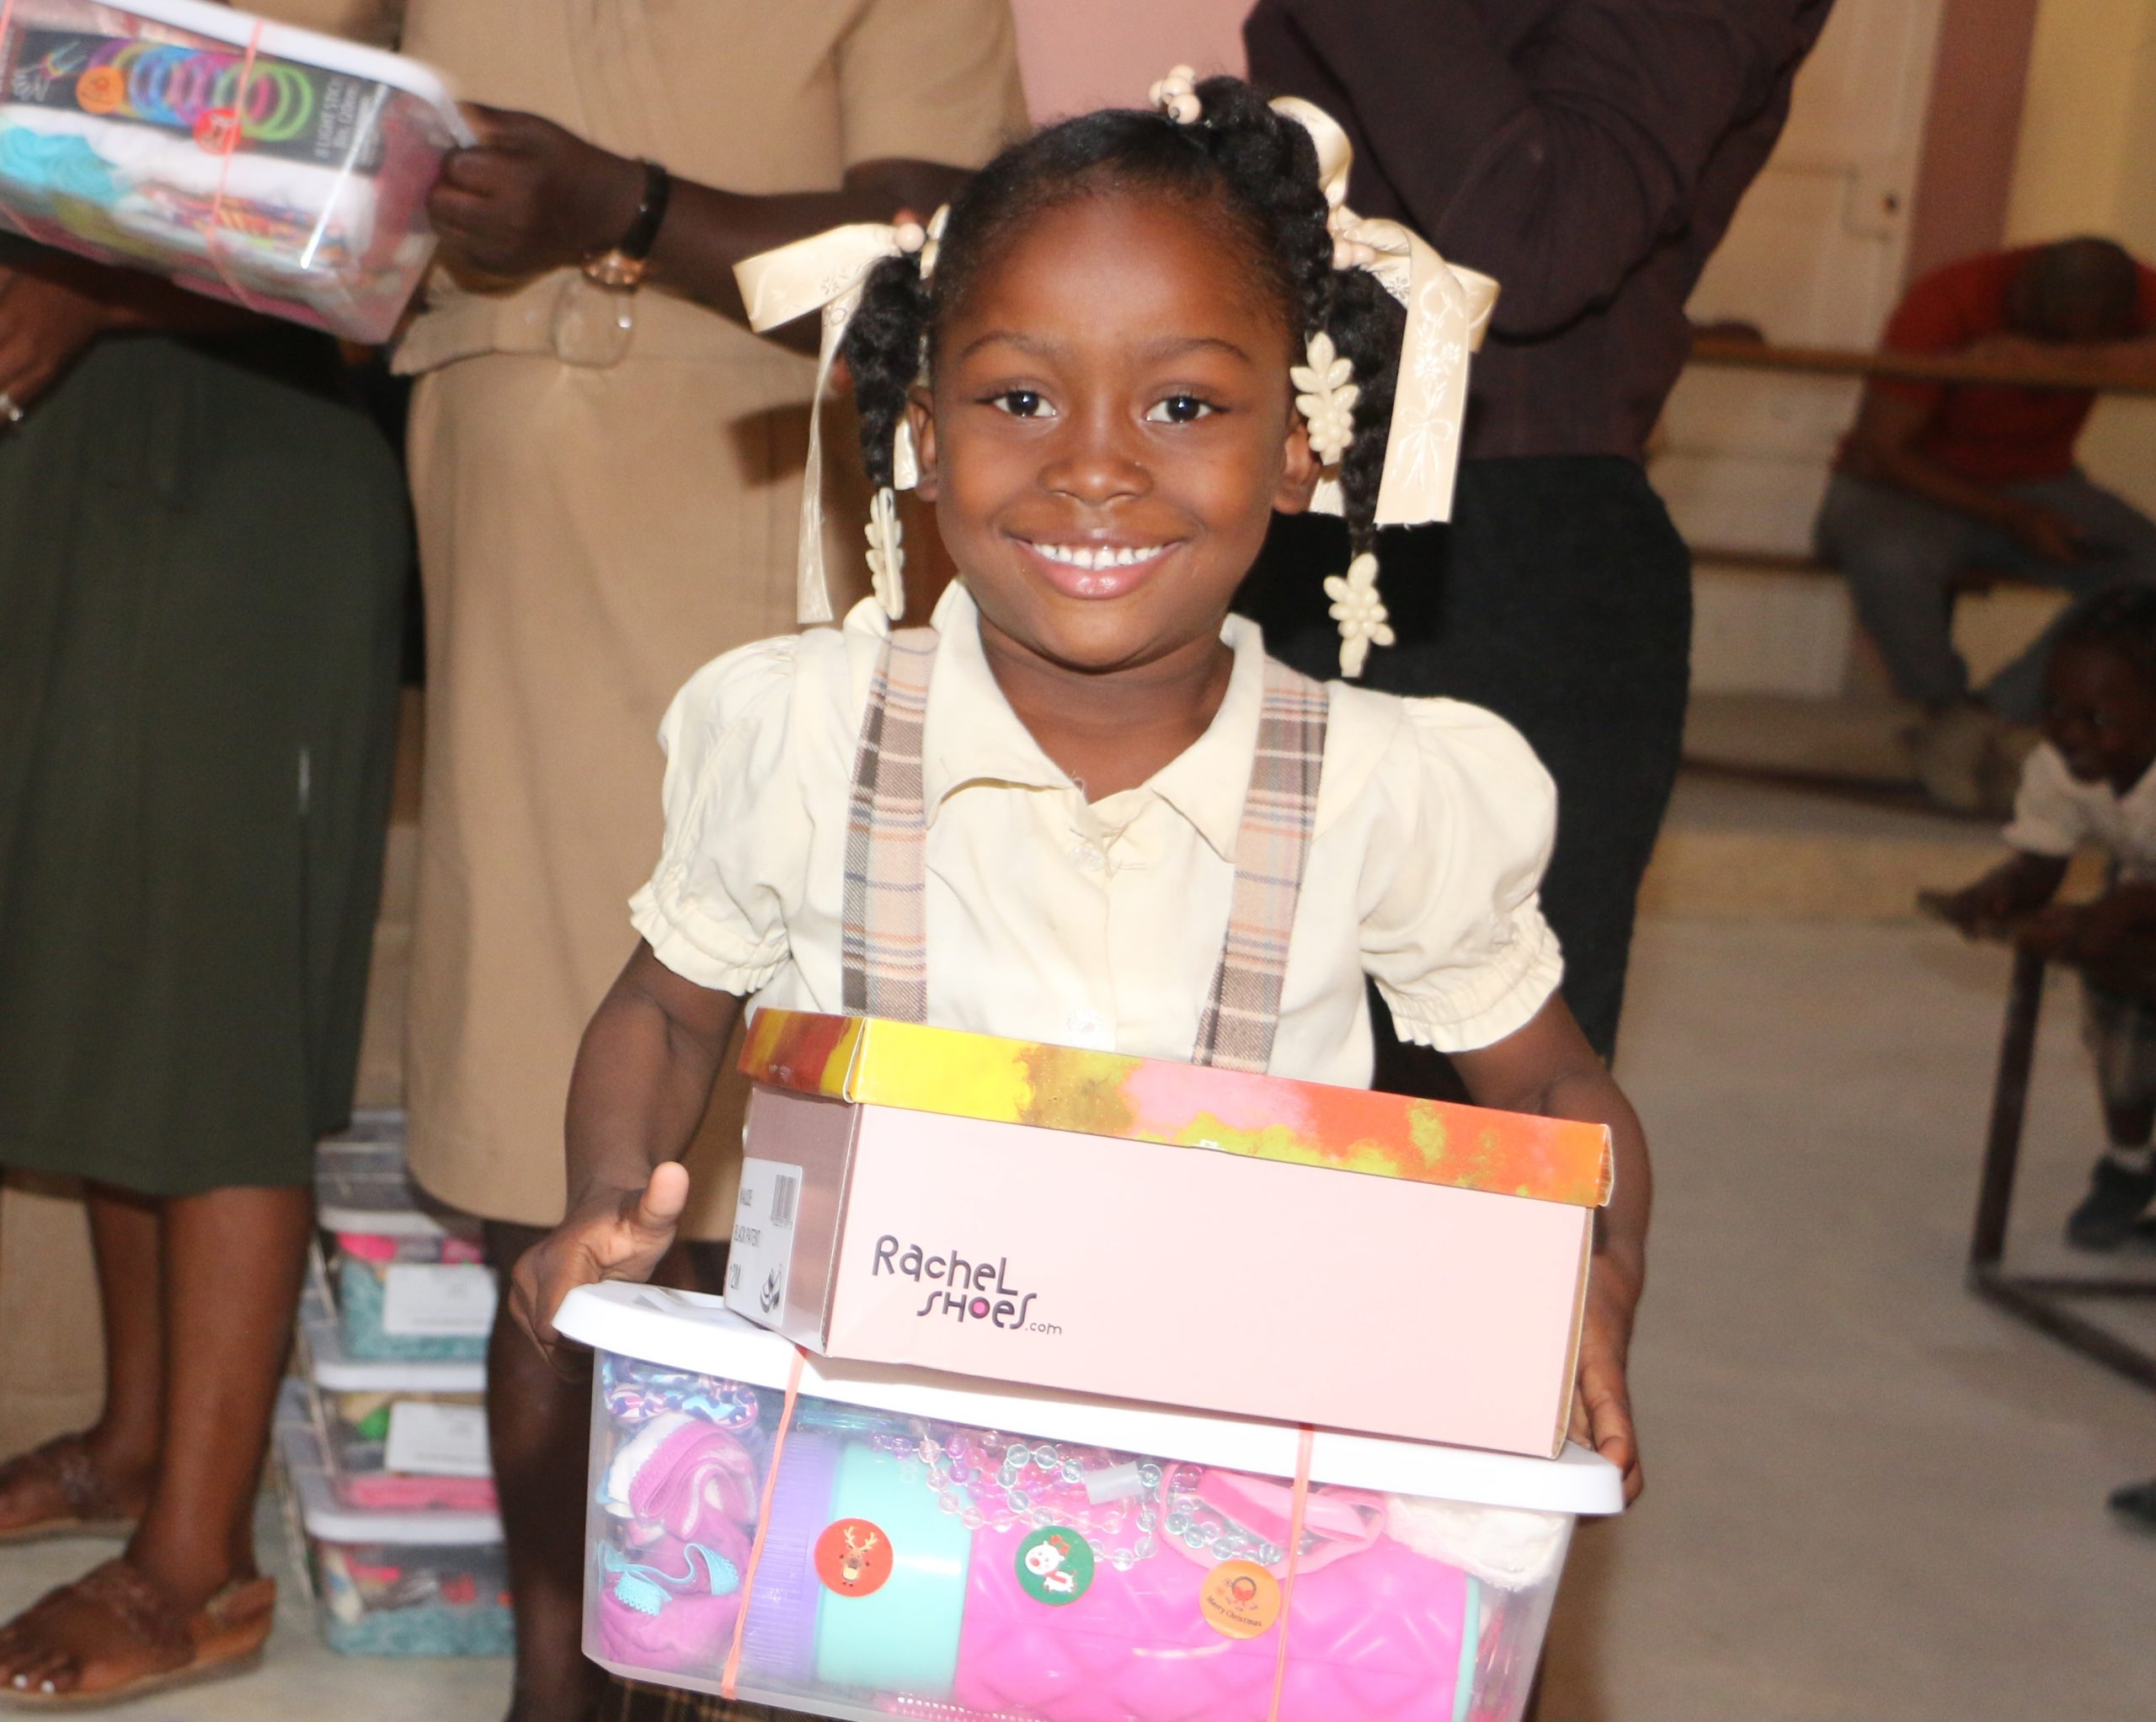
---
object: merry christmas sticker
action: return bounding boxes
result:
[1198,1559,1281,1639]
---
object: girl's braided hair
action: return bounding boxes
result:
[841,76,1405,567]
[2056,584,2156,687]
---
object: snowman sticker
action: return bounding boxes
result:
[1015,1525,1095,1606]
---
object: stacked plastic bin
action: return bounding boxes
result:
[274,1111,513,1655]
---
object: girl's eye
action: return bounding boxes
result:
[988,389,1054,419]
[1145,394,1218,424]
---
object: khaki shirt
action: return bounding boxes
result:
[384,0,1028,371]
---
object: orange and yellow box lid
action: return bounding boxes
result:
[740,1010,1612,1209]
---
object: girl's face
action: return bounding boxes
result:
[909,188,1321,675]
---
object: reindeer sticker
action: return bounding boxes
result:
[814,1517,894,1597]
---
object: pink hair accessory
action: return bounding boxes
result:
[603,1411,760,1542]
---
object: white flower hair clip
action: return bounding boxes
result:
[1150,65,1201,125]
[864,485,906,621]
[1325,552,1394,680]
[1290,329,1358,467]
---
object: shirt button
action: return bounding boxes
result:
[1065,1009,1108,1048]
[1069,841,1105,872]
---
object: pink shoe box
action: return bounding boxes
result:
[723,1011,1614,1458]
[558,1282,1623,1722]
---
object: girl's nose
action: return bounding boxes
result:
[1040,410,1151,505]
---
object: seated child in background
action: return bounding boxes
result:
[1940,585,2156,1249]
[510,73,1652,1507]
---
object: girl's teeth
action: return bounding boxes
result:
[1038,543,1161,568]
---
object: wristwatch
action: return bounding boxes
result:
[584,159,672,290]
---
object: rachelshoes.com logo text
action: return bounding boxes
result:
[869,1236,1062,1334]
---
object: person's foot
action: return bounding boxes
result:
[2066,1151,2156,1250]
[0,1557,274,1705]
[0,1436,151,1545]
[1908,701,2001,813]
[2107,1475,2156,1527]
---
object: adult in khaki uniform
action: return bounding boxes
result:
[392,5,1025,1717]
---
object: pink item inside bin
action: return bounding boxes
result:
[340,1471,499,1512]
[606,1412,759,1542]
[594,1524,750,1674]
[953,1518,1470,1722]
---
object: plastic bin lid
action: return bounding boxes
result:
[300,1288,486,1394]
[558,1282,1625,1517]
[275,1379,502,1545]
[88,0,477,142]
[315,1118,475,1239]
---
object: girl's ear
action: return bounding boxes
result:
[906,386,939,502]
[1271,409,1322,516]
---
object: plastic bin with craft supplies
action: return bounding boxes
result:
[727,1010,1614,1455]
[275,1378,513,1657]
[560,1282,1623,1722]
[298,1285,495,1513]
[317,1109,496,1363]
[0,0,470,339]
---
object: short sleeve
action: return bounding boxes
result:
[627,637,812,994]
[835,0,1029,170]
[2002,743,2094,859]
[1358,698,1564,1054]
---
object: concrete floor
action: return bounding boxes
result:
[6,914,2155,1719]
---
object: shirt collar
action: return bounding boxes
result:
[917,582,1273,862]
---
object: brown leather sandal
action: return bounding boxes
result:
[0,1439,139,1547]
[0,1559,275,1710]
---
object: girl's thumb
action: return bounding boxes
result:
[632,1161,691,1236]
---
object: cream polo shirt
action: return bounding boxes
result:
[2005,743,2156,882]
[629,584,1564,1085]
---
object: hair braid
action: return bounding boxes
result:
[844,253,931,492]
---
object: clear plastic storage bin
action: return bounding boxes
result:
[0,0,470,340]
[318,1111,494,1363]
[275,1379,513,1657]
[558,1283,1622,1722]
[299,1290,495,1513]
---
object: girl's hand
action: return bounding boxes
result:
[427,105,645,280]
[1568,1269,1643,1503]
[508,1161,691,1363]
[2014,903,2083,958]
[0,267,118,415]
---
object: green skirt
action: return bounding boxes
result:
[0,331,408,1196]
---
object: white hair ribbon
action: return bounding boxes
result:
[734,219,935,623]
[1267,96,1499,527]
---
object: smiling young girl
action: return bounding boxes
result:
[514,76,1652,1523]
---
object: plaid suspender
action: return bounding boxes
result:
[840,633,1328,1073]
[1191,662,1330,1073]
[839,627,937,1021]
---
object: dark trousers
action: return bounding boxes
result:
[1236,455,1692,1074]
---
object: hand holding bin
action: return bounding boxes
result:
[0,0,472,340]
[559,1282,1623,1722]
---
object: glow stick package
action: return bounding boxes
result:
[0,0,471,339]
[562,1284,1624,1722]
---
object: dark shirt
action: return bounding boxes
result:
[1245,0,1833,462]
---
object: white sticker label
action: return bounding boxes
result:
[728,1157,801,1323]
[384,1400,494,1476]
[380,1262,498,1337]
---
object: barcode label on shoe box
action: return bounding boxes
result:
[728,1157,800,1324]
[385,1399,494,1476]
[381,1262,498,1337]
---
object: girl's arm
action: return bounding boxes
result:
[1938,850,2069,934]
[1449,994,1652,1503]
[508,941,744,1355]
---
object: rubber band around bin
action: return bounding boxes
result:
[1264,1425,1315,1722]
[720,1344,807,1701]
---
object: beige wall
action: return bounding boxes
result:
[1009,0,1248,120]
[2005,0,2156,514]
